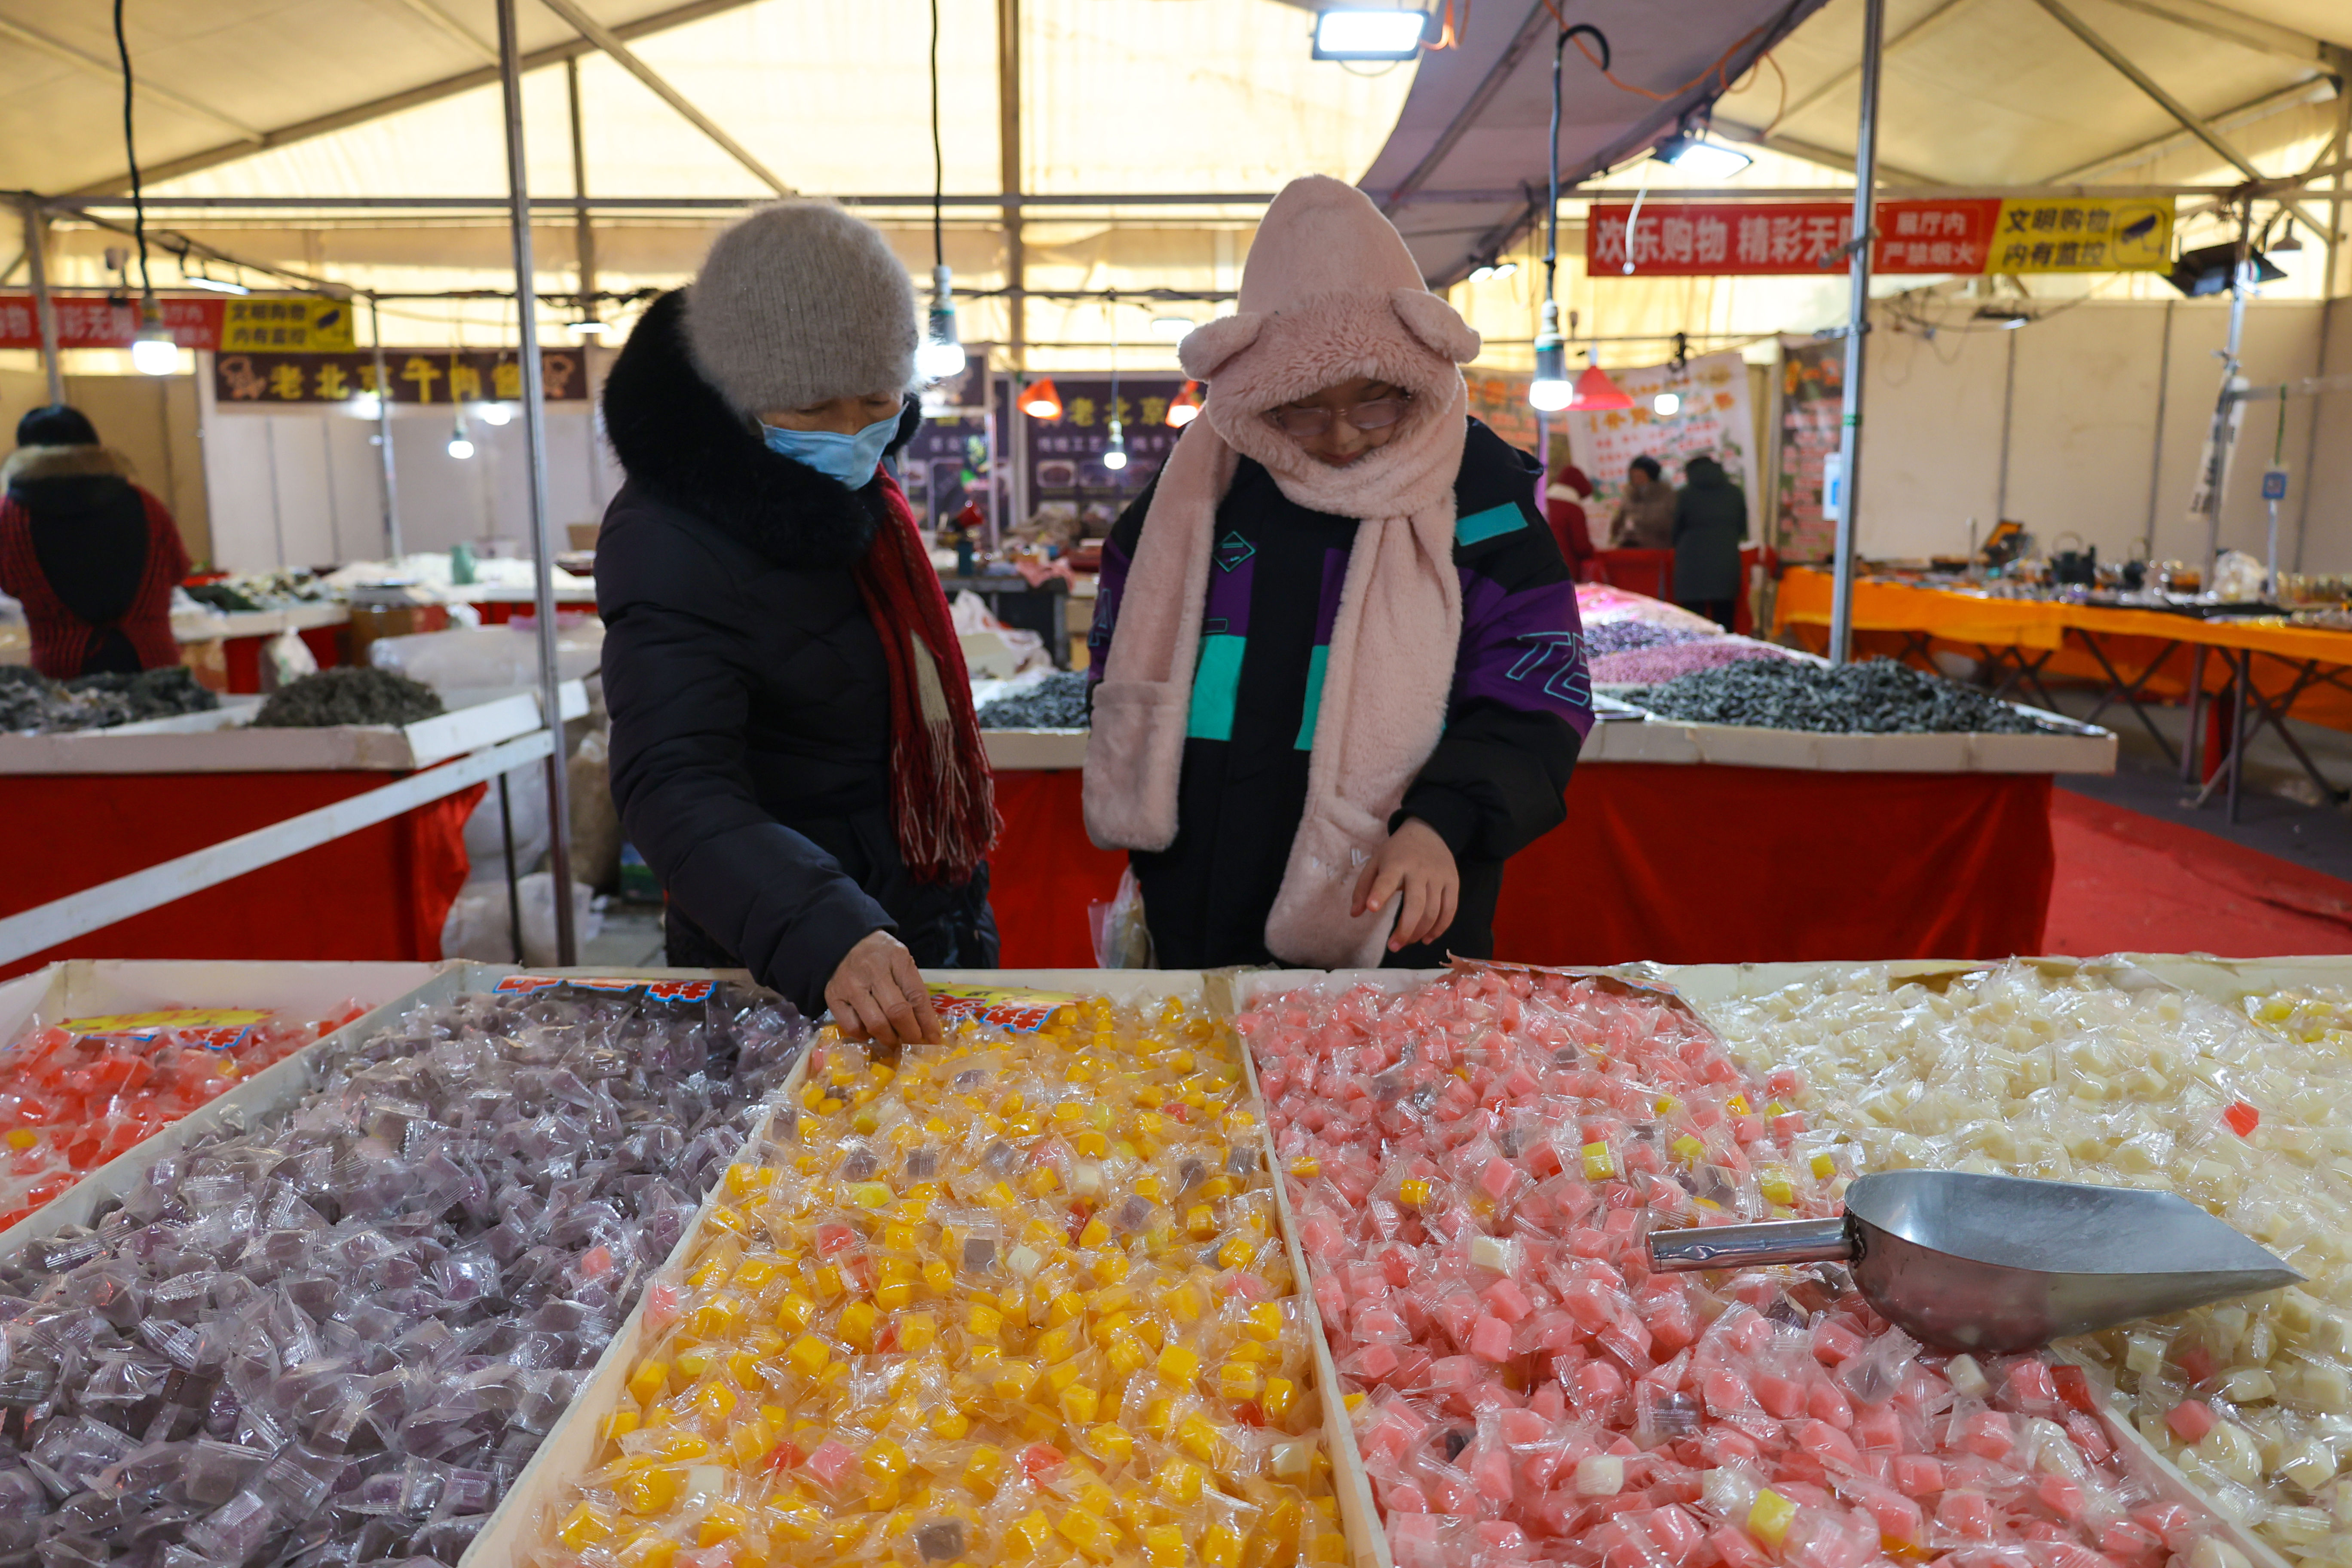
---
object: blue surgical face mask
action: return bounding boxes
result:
[759,408,903,488]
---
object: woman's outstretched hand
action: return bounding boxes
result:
[1351,817,1459,954]
[824,929,943,1050]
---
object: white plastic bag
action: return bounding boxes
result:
[259,628,318,692]
[1087,865,1153,970]
[439,872,604,966]
[464,766,551,884]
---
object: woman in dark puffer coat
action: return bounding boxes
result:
[596,203,998,1045]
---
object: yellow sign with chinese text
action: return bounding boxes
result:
[220,298,355,352]
[1987,197,2172,273]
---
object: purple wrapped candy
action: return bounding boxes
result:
[0,982,804,1567]
[1581,620,1705,657]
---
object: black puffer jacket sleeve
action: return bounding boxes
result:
[599,505,892,1017]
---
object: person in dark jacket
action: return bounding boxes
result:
[0,405,189,678]
[1672,454,1749,630]
[1083,176,1592,971]
[597,202,998,1044]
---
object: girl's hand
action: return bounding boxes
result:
[1351,818,1459,953]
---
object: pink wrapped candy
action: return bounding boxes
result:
[1241,968,2230,1568]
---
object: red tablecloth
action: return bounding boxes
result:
[0,771,482,980]
[988,764,2052,967]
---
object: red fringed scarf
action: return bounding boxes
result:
[852,472,1000,883]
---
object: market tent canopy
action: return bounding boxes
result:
[1367,0,2348,287]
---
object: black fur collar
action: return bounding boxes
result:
[601,289,920,570]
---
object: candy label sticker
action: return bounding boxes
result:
[929,985,1075,1033]
[61,1008,270,1033]
[493,975,717,1002]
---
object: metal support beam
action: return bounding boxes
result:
[2044,77,2337,185]
[998,0,1025,371]
[68,0,769,195]
[1827,0,1884,667]
[17,199,62,406]
[0,12,263,144]
[2097,0,2331,65]
[566,56,597,323]
[2030,0,2331,234]
[536,0,788,196]
[368,297,401,560]
[495,0,578,967]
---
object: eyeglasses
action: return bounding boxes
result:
[1265,393,1412,438]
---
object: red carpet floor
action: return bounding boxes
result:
[2046,790,2352,956]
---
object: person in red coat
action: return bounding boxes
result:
[1544,461,1598,581]
[0,405,189,679]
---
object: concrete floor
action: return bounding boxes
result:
[579,903,665,967]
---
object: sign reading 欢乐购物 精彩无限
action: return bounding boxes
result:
[1585,196,2172,276]
[211,349,589,406]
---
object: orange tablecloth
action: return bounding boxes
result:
[1773,567,2352,733]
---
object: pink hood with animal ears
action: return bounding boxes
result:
[1084,175,1486,968]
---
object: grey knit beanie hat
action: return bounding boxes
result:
[684,202,918,416]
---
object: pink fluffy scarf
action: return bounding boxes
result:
[1082,176,1482,967]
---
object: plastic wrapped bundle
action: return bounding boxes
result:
[1709,962,2352,1564]
[1243,968,2241,1568]
[1583,622,1706,658]
[537,994,1344,1568]
[0,980,802,1568]
[0,1004,368,1230]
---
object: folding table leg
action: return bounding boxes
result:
[2181,647,2207,785]
[2077,633,2181,766]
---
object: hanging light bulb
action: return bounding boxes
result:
[1021,377,1064,420]
[447,411,475,460]
[1166,381,1203,428]
[917,263,967,380]
[1653,391,1681,416]
[1528,299,1571,412]
[129,303,179,377]
[479,401,514,427]
[350,390,383,420]
[1102,416,1129,471]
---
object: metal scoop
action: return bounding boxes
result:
[1646,1170,2302,1353]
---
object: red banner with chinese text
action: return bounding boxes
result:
[1587,201,1999,276]
[0,295,226,350]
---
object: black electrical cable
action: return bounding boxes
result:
[929,0,944,270]
[1542,26,1609,305]
[112,0,155,303]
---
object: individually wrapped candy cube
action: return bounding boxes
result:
[533,992,1345,1568]
[1243,965,2250,1568]
[1708,959,2352,1561]
[0,979,799,1568]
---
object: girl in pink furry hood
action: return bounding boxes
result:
[1082,176,1593,970]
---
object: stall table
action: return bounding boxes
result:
[980,707,2113,968]
[1774,565,2352,819]
[0,686,582,980]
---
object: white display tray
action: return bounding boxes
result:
[980,710,2117,774]
[171,602,349,644]
[0,680,585,774]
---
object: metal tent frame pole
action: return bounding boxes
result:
[495,0,578,965]
[368,296,401,559]
[18,199,63,406]
[1826,0,1884,666]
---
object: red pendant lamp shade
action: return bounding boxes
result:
[1165,381,1203,428]
[1568,363,1634,411]
[1020,377,1064,420]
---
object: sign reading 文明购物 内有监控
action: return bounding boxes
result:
[1585,196,2173,276]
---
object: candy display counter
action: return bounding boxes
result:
[0,957,2337,1568]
